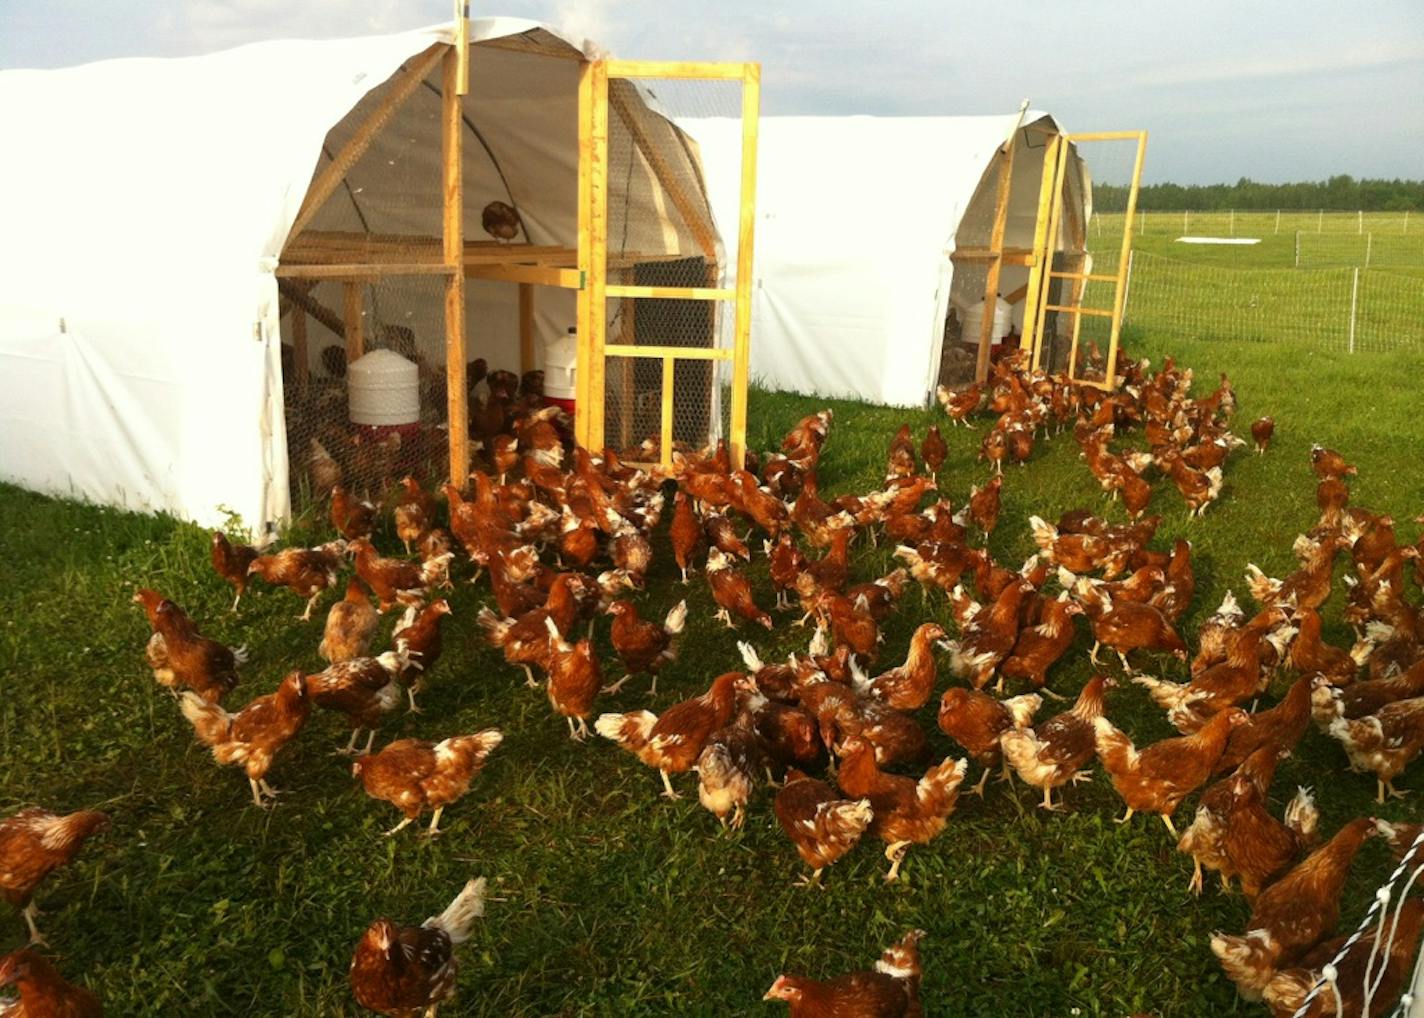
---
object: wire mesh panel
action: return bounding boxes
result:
[590,61,757,466]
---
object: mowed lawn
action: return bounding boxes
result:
[2,330,1424,1016]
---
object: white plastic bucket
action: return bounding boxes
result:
[960,296,1013,347]
[544,329,578,400]
[348,349,419,426]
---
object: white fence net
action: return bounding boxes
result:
[1295,232,1424,269]
[1096,210,1416,238]
[1125,253,1424,354]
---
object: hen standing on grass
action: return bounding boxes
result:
[133,589,246,703]
[210,531,260,610]
[773,770,873,886]
[0,808,109,945]
[319,576,380,665]
[180,671,311,808]
[353,731,504,836]
[764,929,925,1017]
[349,877,487,1017]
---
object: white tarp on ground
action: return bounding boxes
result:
[0,19,698,531]
[682,113,1072,408]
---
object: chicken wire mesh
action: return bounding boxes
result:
[601,74,744,458]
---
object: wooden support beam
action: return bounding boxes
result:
[608,83,719,263]
[518,283,535,375]
[343,281,365,363]
[442,47,470,484]
[277,279,346,340]
[1003,282,1030,306]
[603,344,733,361]
[584,61,610,451]
[287,43,446,242]
[660,355,676,468]
[605,284,733,301]
[729,64,759,470]
[291,307,309,386]
[1020,133,1062,360]
[277,263,456,280]
[605,60,748,80]
[575,62,594,449]
[463,264,583,288]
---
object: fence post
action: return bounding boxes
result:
[1318,209,1323,233]
[1294,231,1300,269]
[1183,209,1188,234]
[1358,209,1363,235]
[1275,209,1280,234]
[1348,267,1359,354]
[1405,210,1410,235]
[1229,208,1235,236]
[1365,232,1372,269]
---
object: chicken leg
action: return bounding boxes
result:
[969,767,991,798]
[1114,807,1135,825]
[884,841,911,882]
[21,902,46,946]
[1160,814,1179,837]
[1187,857,1204,896]
[384,817,414,837]
[659,769,681,800]
[521,664,539,689]
[301,592,321,621]
[424,806,445,837]
[249,778,269,809]
[793,869,825,889]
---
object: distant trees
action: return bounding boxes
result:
[1094,176,1423,212]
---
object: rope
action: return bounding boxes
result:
[1291,827,1424,1018]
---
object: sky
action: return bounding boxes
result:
[2,0,1421,185]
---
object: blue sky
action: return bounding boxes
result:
[2,0,1421,184]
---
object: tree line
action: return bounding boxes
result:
[1094,176,1422,212]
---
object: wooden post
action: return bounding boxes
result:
[343,281,365,363]
[1348,267,1359,354]
[1031,136,1072,368]
[518,282,535,374]
[575,62,593,449]
[442,46,469,484]
[1358,209,1363,235]
[729,64,760,469]
[292,307,309,386]
[976,139,1017,383]
[1020,133,1061,360]
[660,355,676,468]
[1102,132,1148,388]
[1275,209,1281,234]
[585,61,610,452]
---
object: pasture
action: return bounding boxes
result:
[2,329,1423,1015]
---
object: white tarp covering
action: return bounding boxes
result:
[0,19,687,531]
[682,113,1074,407]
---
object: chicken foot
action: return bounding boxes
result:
[566,716,590,742]
[1187,857,1204,896]
[1114,807,1136,825]
[969,767,992,798]
[300,592,322,621]
[600,675,633,696]
[521,664,540,689]
[793,869,825,889]
[21,902,46,946]
[423,806,445,838]
[658,769,681,800]
[384,817,415,837]
[1379,779,1409,804]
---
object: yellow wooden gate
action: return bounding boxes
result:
[576,60,759,468]
[1021,131,1147,388]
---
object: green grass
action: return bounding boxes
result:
[3,330,1424,1016]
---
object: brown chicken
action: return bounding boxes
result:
[476,573,580,686]
[669,491,705,583]
[1094,707,1248,833]
[391,599,451,712]
[319,576,379,664]
[247,540,346,619]
[1263,897,1424,1018]
[1374,817,1424,861]
[0,808,109,945]
[1247,418,1274,455]
[596,671,754,798]
[331,484,377,540]
[133,589,245,703]
[944,580,1031,690]
[350,539,450,613]
[999,593,1084,696]
[349,877,486,1017]
[1080,585,1188,673]
[0,950,102,1017]
[352,731,503,835]
[937,688,1041,796]
[706,548,772,630]
[937,381,983,424]
[1326,696,1424,802]
[851,623,945,711]
[766,534,809,612]
[1000,675,1112,810]
[885,424,917,480]
[180,671,311,807]
[1211,817,1377,1000]
[605,600,687,696]
[1287,607,1360,682]
[919,426,947,479]
[764,929,924,1017]
[695,711,764,829]
[308,652,405,755]
[968,476,1002,538]
[210,531,260,610]
[392,476,435,554]
[1310,444,1357,480]
[772,770,873,886]
[835,736,968,881]
[542,618,602,740]
[1215,676,1314,774]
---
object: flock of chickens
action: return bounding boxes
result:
[4,348,1424,1016]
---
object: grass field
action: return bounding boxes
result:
[3,329,1424,1016]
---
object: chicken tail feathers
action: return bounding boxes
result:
[424,877,487,944]
[916,757,968,812]
[1092,716,1138,771]
[1130,673,1192,711]
[1028,515,1056,552]
[1284,786,1319,845]
[737,641,764,673]
[179,691,233,747]
[476,606,510,646]
[1209,929,1278,999]
[1003,693,1043,729]
[595,711,657,752]
[663,599,689,636]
